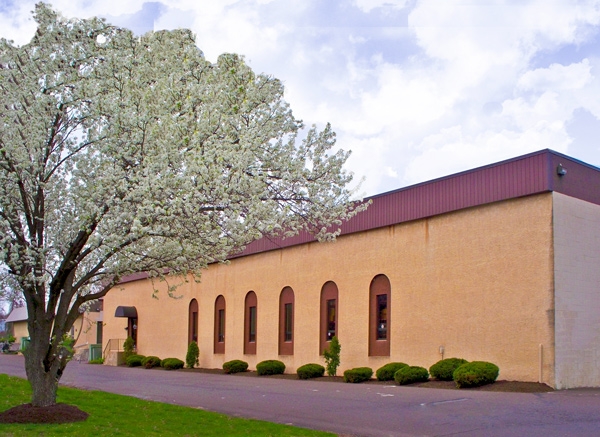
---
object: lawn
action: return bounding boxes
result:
[0,374,334,436]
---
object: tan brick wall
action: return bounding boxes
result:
[103,193,555,384]
[553,192,600,389]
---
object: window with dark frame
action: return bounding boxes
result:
[214,295,226,354]
[376,294,387,340]
[369,274,391,356]
[320,281,339,354]
[248,306,257,343]
[278,286,294,355]
[218,309,225,342]
[326,299,336,341]
[284,303,293,342]
[244,291,258,355]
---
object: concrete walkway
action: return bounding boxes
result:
[2,354,600,436]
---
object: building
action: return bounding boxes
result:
[102,149,600,389]
[5,303,103,356]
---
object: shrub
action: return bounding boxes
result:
[186,341,200,369]
[376,362,408,381]
[453,361,499,388]
[123,336,135,360]
[297,363,325,380]
[142,356,162,369]
[323,336,341,376]
[126,354,145,367]
[223,359,249,374]
[343,367,373,383]
[256,360,286,376]
[88,357,104,365]
[394,366,429,385]
[161,358,185,370]
[429,358,469,381]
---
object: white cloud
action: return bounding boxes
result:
[353,0,410,13]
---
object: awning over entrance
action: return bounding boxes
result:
[114,306,137,318]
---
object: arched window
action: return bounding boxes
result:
[188,299,199,344]
[320,281,338,354]
[244,291,257,355]
[214,295,226,354]
[278,286,294,355]
[369,274,391,356]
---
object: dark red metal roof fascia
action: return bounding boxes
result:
[547,150,600,205]
[231,149,562,259]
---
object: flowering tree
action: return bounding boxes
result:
[0,4,364,407]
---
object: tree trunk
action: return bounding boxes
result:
[23,335,63,407]
[25,359,59,407]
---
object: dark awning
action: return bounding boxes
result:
[114,306,137,318]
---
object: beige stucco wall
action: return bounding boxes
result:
[103,193,555,384]
[553,192,600,389]
[11,321,29,341]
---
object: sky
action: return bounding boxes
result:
[2,0,600,196]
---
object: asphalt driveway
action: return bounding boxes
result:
[2,354,600,436]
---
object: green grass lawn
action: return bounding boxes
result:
[0,374,334,436]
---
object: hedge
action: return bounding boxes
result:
[142,356,162,369]
[394,366,429,385]
[429,358,469,381]
[453,361,499,388]
[125,354,145,367]
[256,360,286,376]
[297,363,325,380]
[161,358,185,370]
[223,359,249,374]
[376,362,408,381]
[343,367,373,383]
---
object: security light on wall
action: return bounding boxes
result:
[557,164,567,176]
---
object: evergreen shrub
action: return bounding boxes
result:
[323,336,341,376]
[142,355,162,369]
[256,360,286,375]
[453,361,499,388]
[429,358,469,381]
[394,366,429,385]
[161,358,184,370]
[186,341,199,369]
[123,336,135,360]
[126,354,145,367]
[297,363,325,380]
[376,362,408,381]
[223,359,249,374]
[343,367,373,383]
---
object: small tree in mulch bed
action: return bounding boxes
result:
[323,336,341,376]
[186,341,200,369]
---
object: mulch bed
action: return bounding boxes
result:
[182,367,554,393]
[0,403,88,424]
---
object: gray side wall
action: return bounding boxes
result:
[553,192,600,389]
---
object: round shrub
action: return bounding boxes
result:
[256,360,286,376]
[394,366,429,385]
[297,363,325,380]
[429,358,469,381]
[161,358,184,370]
[223,359,249,374]
[142,356,162,369]
[343,367,373,383]
[126,354,145,367]
[376,362,408,381]
[453,361,499,388]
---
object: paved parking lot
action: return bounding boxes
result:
[2,354,600,436]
